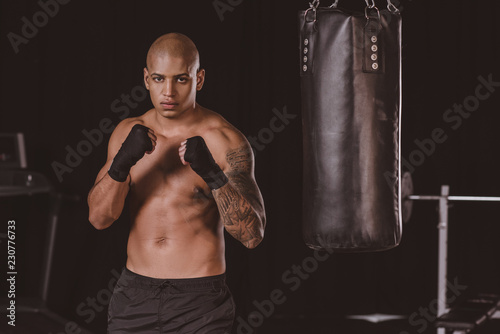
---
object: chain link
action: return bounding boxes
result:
[311,0,398,12]
[309,0,320,9]
[387,0,400,13]
[365,0,376,8]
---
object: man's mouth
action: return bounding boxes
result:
[160,101,178,108]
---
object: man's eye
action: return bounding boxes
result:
[177,77,187,83]
[153,77,163,82]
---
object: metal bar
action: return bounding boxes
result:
[408,195,442,201]
[437,186,450,334]
[41,192,61,303]
[408,195,500,202]
[448,196,500,201]
[438,186,449,318]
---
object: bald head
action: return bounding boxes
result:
[146,33,200,72]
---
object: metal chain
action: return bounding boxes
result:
[365,0,376,8]
[309,0,320,9]
[313,0,397,12]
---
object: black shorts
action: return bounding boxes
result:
[108,268,235,334]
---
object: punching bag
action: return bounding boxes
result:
[299,0,402,252]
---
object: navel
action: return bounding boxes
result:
[156,237,167,244]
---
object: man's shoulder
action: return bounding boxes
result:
[200,109,247,150]
[199,109,253,171]
[111,113,150,141]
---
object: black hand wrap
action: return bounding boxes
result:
[184,136,228,190]
[108,124,152,182]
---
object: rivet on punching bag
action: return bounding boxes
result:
[299,0,402,252]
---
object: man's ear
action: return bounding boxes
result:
[143,67,150,90]
[196,68,205,91]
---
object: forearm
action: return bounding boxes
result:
[212,182,265,249]
[87,173,130,229]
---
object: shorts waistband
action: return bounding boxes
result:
[121,267,226,290]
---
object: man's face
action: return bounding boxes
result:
[144,54,204,119]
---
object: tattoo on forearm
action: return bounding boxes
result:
[213,145,264,248]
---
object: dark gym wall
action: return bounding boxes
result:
[1,0,499,333]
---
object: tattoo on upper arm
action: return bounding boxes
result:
[226,146,252,172]
[213,144,264,247]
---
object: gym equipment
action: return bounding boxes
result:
[299,0,403,252]
[0,134,93,333]
[401,175,500,334]
[434,293,500,334]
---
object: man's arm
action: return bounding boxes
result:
[87,167,131,230]
[88,121,156,230]
[212,143,266,248]
[179,133,266,248]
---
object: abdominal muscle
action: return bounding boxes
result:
[122,128,227,279]
[125,172,226,279]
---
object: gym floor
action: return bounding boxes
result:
[1,311,499,334]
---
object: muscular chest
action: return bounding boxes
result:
[129,135,209,198]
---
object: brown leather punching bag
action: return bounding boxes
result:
[299,0,402,252]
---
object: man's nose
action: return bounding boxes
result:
[161,80,175,96]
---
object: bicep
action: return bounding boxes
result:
[205,126,265,213]
[224,140,255,174]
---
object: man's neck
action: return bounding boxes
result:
[152,103,202,136]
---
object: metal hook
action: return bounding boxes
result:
[329,0,339,8]
[365,0,376,8]
[387,0,399,13]
[309,0,320,9]
[304,7,317,24]
[365,5,381,21]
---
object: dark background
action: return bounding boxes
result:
[1,0,499,333]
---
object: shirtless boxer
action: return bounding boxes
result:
[87,33,266,333]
